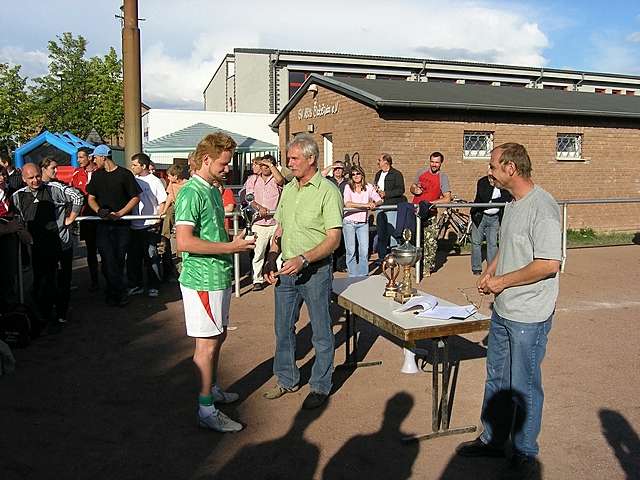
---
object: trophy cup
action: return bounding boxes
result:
[391,229,423,303]
[241,193,257,237]
[381,254,400,297]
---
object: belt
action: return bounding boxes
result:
[283,255,332,268]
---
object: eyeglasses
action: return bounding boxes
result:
[351,172,362,176]
[457,287,485,311]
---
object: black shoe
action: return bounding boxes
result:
[472,270,482,276]
[252,283,265,291]
[117,295,129,307]
[456,438,505,458]
[302,391,328,410]
[502,454,540,479]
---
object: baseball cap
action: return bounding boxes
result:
[91,145,112,157]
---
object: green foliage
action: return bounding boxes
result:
[0,64,33,151]
[566,228,597,241]
[2,32,124,149]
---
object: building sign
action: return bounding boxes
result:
[297,101,340,120]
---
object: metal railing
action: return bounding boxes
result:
[72,196,640,297]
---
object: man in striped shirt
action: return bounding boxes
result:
[12,163,84,328]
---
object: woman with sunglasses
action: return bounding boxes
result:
[342,166,382,277]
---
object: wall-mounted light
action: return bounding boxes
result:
[308,83,318,97]
[306,124,315,133]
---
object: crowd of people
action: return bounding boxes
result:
[0,137,512,331]
[0,146,182,331]
[0,133,561,477]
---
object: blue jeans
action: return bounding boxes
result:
[479,311,553,457]
[343,222,369,277]
[273,262,334,395]
[471,213,499,273]
[376,210,398,260]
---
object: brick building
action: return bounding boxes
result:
[271,74,640,231]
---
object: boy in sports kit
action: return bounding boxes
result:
[175,133,255,432]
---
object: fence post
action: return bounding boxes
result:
[17,240,24,304]
[561,203,568,273]
[415,210,422,283]
[233,213,240,298]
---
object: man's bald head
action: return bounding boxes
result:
[22,163,42,190]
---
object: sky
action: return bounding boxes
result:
[1,0,639,109]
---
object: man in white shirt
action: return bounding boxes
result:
[127,153,167,297]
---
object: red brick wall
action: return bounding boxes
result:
[279,85,640,231]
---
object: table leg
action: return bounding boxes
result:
[402,337,477,443]
[336,309,383,370]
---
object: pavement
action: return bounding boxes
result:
[1,245,639,479]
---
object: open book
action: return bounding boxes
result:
[393,294,477,320]
[393,294,439,313]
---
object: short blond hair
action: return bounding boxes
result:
[193,132,237,170]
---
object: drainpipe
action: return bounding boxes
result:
[416,60,427,82]
[270,50,280,114]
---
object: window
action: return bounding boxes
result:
[612,89,622,95]
[463,131,493,158]
[595,88,606,94]
[288,71,309,98]
[625,90,635,96]
[556,134,583,160]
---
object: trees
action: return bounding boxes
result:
[0,64,33,152]
[1,32,124,151]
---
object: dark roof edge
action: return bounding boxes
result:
[377,100,640,119]
[233,48,640,81]
[270,74,383,129]
[203,53,236,94]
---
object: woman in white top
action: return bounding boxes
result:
[342,166,383,277]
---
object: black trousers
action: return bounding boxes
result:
[127,227,161,290]
[96,222,130,301]
[81,221,99,284]
[32,246,73,321]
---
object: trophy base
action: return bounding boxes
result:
[383,287,399,298]
[394,289,417,304]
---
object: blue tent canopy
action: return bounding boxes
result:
[14,131,95,168]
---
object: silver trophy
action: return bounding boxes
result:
[241,192,257,237]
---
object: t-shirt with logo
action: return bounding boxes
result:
[175,175,232,291]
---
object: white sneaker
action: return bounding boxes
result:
[198,410,243,432]
[148,288,159,297]
[127,286,144,296]
[212,386,240,404]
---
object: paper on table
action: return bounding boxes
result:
[416,304,477,320]
[393,294,439,313]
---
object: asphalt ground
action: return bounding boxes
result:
[1,245,639,479]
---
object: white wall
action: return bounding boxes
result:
[235,52,270,113]
[144,109,278,145]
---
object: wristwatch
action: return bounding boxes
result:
[300,255,310,269]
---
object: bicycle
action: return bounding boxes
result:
[435,199,472,254]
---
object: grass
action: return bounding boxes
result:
[565,228,636,247]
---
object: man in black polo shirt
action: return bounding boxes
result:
[87,145,141,306]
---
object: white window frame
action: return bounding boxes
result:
[323,134,333,168]
[556,133,583,161]
[463,131,494,159]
